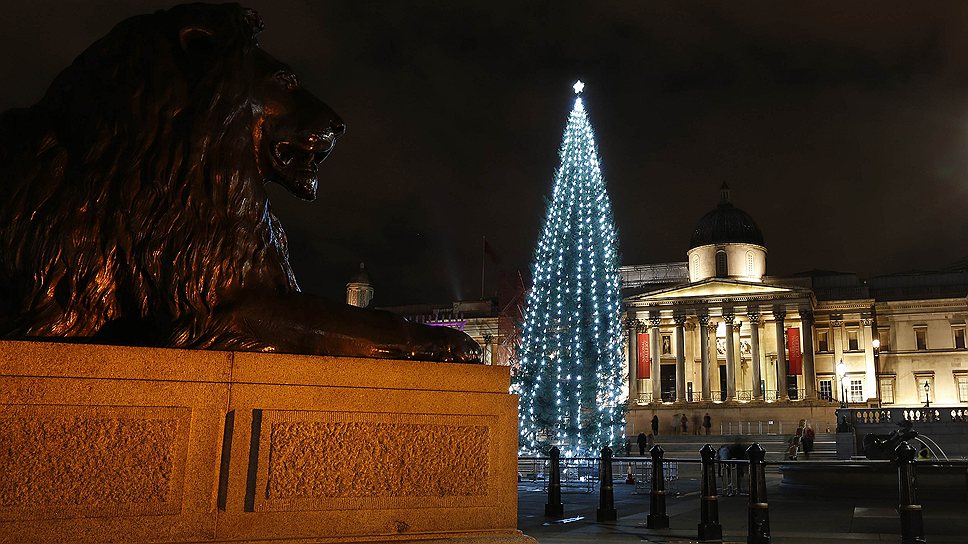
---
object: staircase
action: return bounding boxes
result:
[627,432,839,461]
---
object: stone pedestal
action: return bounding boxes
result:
[0,341,533,544]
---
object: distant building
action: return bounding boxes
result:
[622,184,968,431]
[345,262,374,308]
[380,299,504,365]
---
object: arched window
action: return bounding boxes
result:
[747,251,754,276]
[691,254,700,276]
[715,250,728,278]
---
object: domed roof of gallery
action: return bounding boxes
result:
[689,183,765,249]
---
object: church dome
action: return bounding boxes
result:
[348,262,371,284]
[689,184,764,249]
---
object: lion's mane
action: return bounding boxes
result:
[0,4,297,348]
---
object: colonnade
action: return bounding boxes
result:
[626,305,817,404]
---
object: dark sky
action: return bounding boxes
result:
[3,1,968,305]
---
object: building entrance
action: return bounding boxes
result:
[719,365,727,401]
[661,364,677,402]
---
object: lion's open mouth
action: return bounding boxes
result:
[272,140,331,173]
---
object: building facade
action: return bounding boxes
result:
[622,185,968,432]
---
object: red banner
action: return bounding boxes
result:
[787,327,802,375]
[637,333,650,379]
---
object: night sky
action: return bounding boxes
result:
[2,1,968,306]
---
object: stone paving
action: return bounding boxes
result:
[517,469,968,543]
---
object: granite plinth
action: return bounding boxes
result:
[0,340,533,544]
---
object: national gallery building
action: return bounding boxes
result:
[621,185,968,432]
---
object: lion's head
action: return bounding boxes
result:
[0,3,345,344]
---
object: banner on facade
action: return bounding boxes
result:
[637,332,650,379]
[787,327,803,375]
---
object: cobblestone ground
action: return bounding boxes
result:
[517,470,968,543]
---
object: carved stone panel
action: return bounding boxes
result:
[253,411,495,512]
[0,405,191,520]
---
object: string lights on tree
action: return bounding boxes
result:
[513,81,625,457]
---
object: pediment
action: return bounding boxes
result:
[628,278,806,303]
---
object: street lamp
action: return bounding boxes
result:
[923,380,930,409]
[837,359,848,408]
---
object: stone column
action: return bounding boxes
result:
[625,317,640,403]
[734,320,743,396]
[674,315,687,402]
[774,308,788,401]
[832,316,844,403]
[862,316,876,402]
[650,316,662,404]
[748,312,763,400]
[801,311,816,400]
[698,314,711,401]
[723,312,736,401]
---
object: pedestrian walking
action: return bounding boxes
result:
[651,414,659,436]
[637,432,648,455]
[802,425,815,458]
[702,413,712,436]
[680,414,688,435]
[717,444,734,496]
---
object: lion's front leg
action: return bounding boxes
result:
[200,292,482,362]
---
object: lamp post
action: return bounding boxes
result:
[837,359,847,408]
[923,380,930,409]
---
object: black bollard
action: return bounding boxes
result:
[698,444,723,541]
[545,446,564,517]
[896,442,926,544]
[597,445,617,521]
[647,444,670,529]
[746,443,771,544]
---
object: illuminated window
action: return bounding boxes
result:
[879,378,895,405]
[817,330,829,352]
[877,328,890,351]
[850,379,864,403]
[957,375,968,403]
[847,329,859,351]
[715,251,728,278]
[915,374,934,405]
[818,379,832,401]
[915,328,927,351]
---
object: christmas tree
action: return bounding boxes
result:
[514,81,625,457]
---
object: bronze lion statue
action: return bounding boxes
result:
[0,3,480,362]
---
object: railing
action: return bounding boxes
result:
[526,442,955,543]
[720,420,785,435]
[845,406,968,425]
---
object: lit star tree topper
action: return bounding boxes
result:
[513,81,626,457]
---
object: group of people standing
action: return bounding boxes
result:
[635,412,715,455]
[666,412,714,436]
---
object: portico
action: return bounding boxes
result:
[625,278,816,405]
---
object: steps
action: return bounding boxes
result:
[624,432,840,461]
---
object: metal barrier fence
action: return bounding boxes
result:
[519,456,681,495]
[524,442,960,543]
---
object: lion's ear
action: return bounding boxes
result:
[179,26,216,54]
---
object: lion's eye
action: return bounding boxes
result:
[275,71,299,90]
